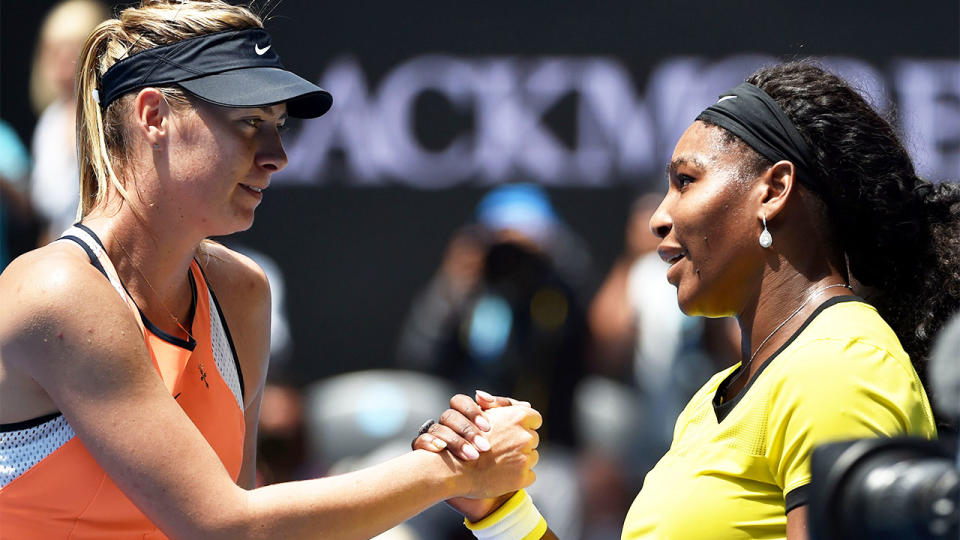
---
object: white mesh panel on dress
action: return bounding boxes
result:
[209,290,244,410]
[0,415,76,489]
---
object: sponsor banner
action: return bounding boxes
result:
[278,55,959,188]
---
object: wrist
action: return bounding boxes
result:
[464,489,547,540]
[460,492,515,522]
[414,448,463,500]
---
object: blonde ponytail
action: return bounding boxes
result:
[74,0,263,218]
[76,19,125,218]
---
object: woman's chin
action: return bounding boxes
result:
[674,290,696,316]
[676,291,720,318]
[202,217,254,239]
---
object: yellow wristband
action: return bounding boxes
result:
[464,490,547,540]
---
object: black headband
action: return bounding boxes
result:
[696,83,820,194]
[97,28,331,118]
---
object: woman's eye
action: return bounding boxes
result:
[674,173,694,189]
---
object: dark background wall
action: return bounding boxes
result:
[2,0,958,382]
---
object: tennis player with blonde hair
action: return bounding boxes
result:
[0,2,541,538]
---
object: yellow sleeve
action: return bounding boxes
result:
[766,338,935,501]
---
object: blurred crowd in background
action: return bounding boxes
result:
[233,177,742,539]
[0,2,737,530]
[9,1,948,539]
[1,1,111,268]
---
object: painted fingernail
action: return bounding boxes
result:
[475,415,492,431]
[431,438,447,450]
[476,389,494,401]
[473,435,491,452]
[463,444,480,460]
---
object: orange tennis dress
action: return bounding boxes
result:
[0,224,246,539]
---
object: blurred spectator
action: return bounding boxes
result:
[474,184,594,301]
[579,193,741,536]
[397,183,591,447]
[0,121,30,190]
[255,383,310,486]
[0,119,42,270]
[587,192,729,443]
[29,0,108,239]
[588,193,665,379]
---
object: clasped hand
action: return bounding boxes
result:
[412,391,541,521]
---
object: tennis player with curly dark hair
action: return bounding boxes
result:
[418,61,960,540]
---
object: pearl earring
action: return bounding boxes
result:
[759,214,773,248]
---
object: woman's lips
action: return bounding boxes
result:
[240,183,264,200]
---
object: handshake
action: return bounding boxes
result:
[411,390,552,538]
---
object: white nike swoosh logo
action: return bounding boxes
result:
[717,95,737,103]
[255,43,271,55]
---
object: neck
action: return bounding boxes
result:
[736,257,851,375]
[82,203,203,336]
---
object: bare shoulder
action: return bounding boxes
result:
[197,241,270,306]
[0,242,149,419]
[0,242,127,347]
[1,240,96,286]
[196,241,271,405]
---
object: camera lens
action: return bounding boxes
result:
[840,452,959,539]
[812,438,960,540]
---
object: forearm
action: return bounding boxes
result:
[236,450,459,540]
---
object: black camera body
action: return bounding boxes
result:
[810,436,959,540]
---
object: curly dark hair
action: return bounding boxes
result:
[717,62,960,411]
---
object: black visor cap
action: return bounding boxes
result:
[98,29,332,119]
[179,67,332,118]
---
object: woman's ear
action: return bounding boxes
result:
[132,87,169,146]
[755,160,797,222]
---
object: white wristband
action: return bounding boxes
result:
[464,490,548,540]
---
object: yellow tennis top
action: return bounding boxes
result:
[621,297,936,540]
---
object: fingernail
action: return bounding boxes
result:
[476,389,494,401]
[473,435,491,452]
[519,401,531,407]
[463,444,480,460]
[475,415,492,431]
[431,438,447,450]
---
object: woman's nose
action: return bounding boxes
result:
[257,131,288,173]
[649,196,673,239]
